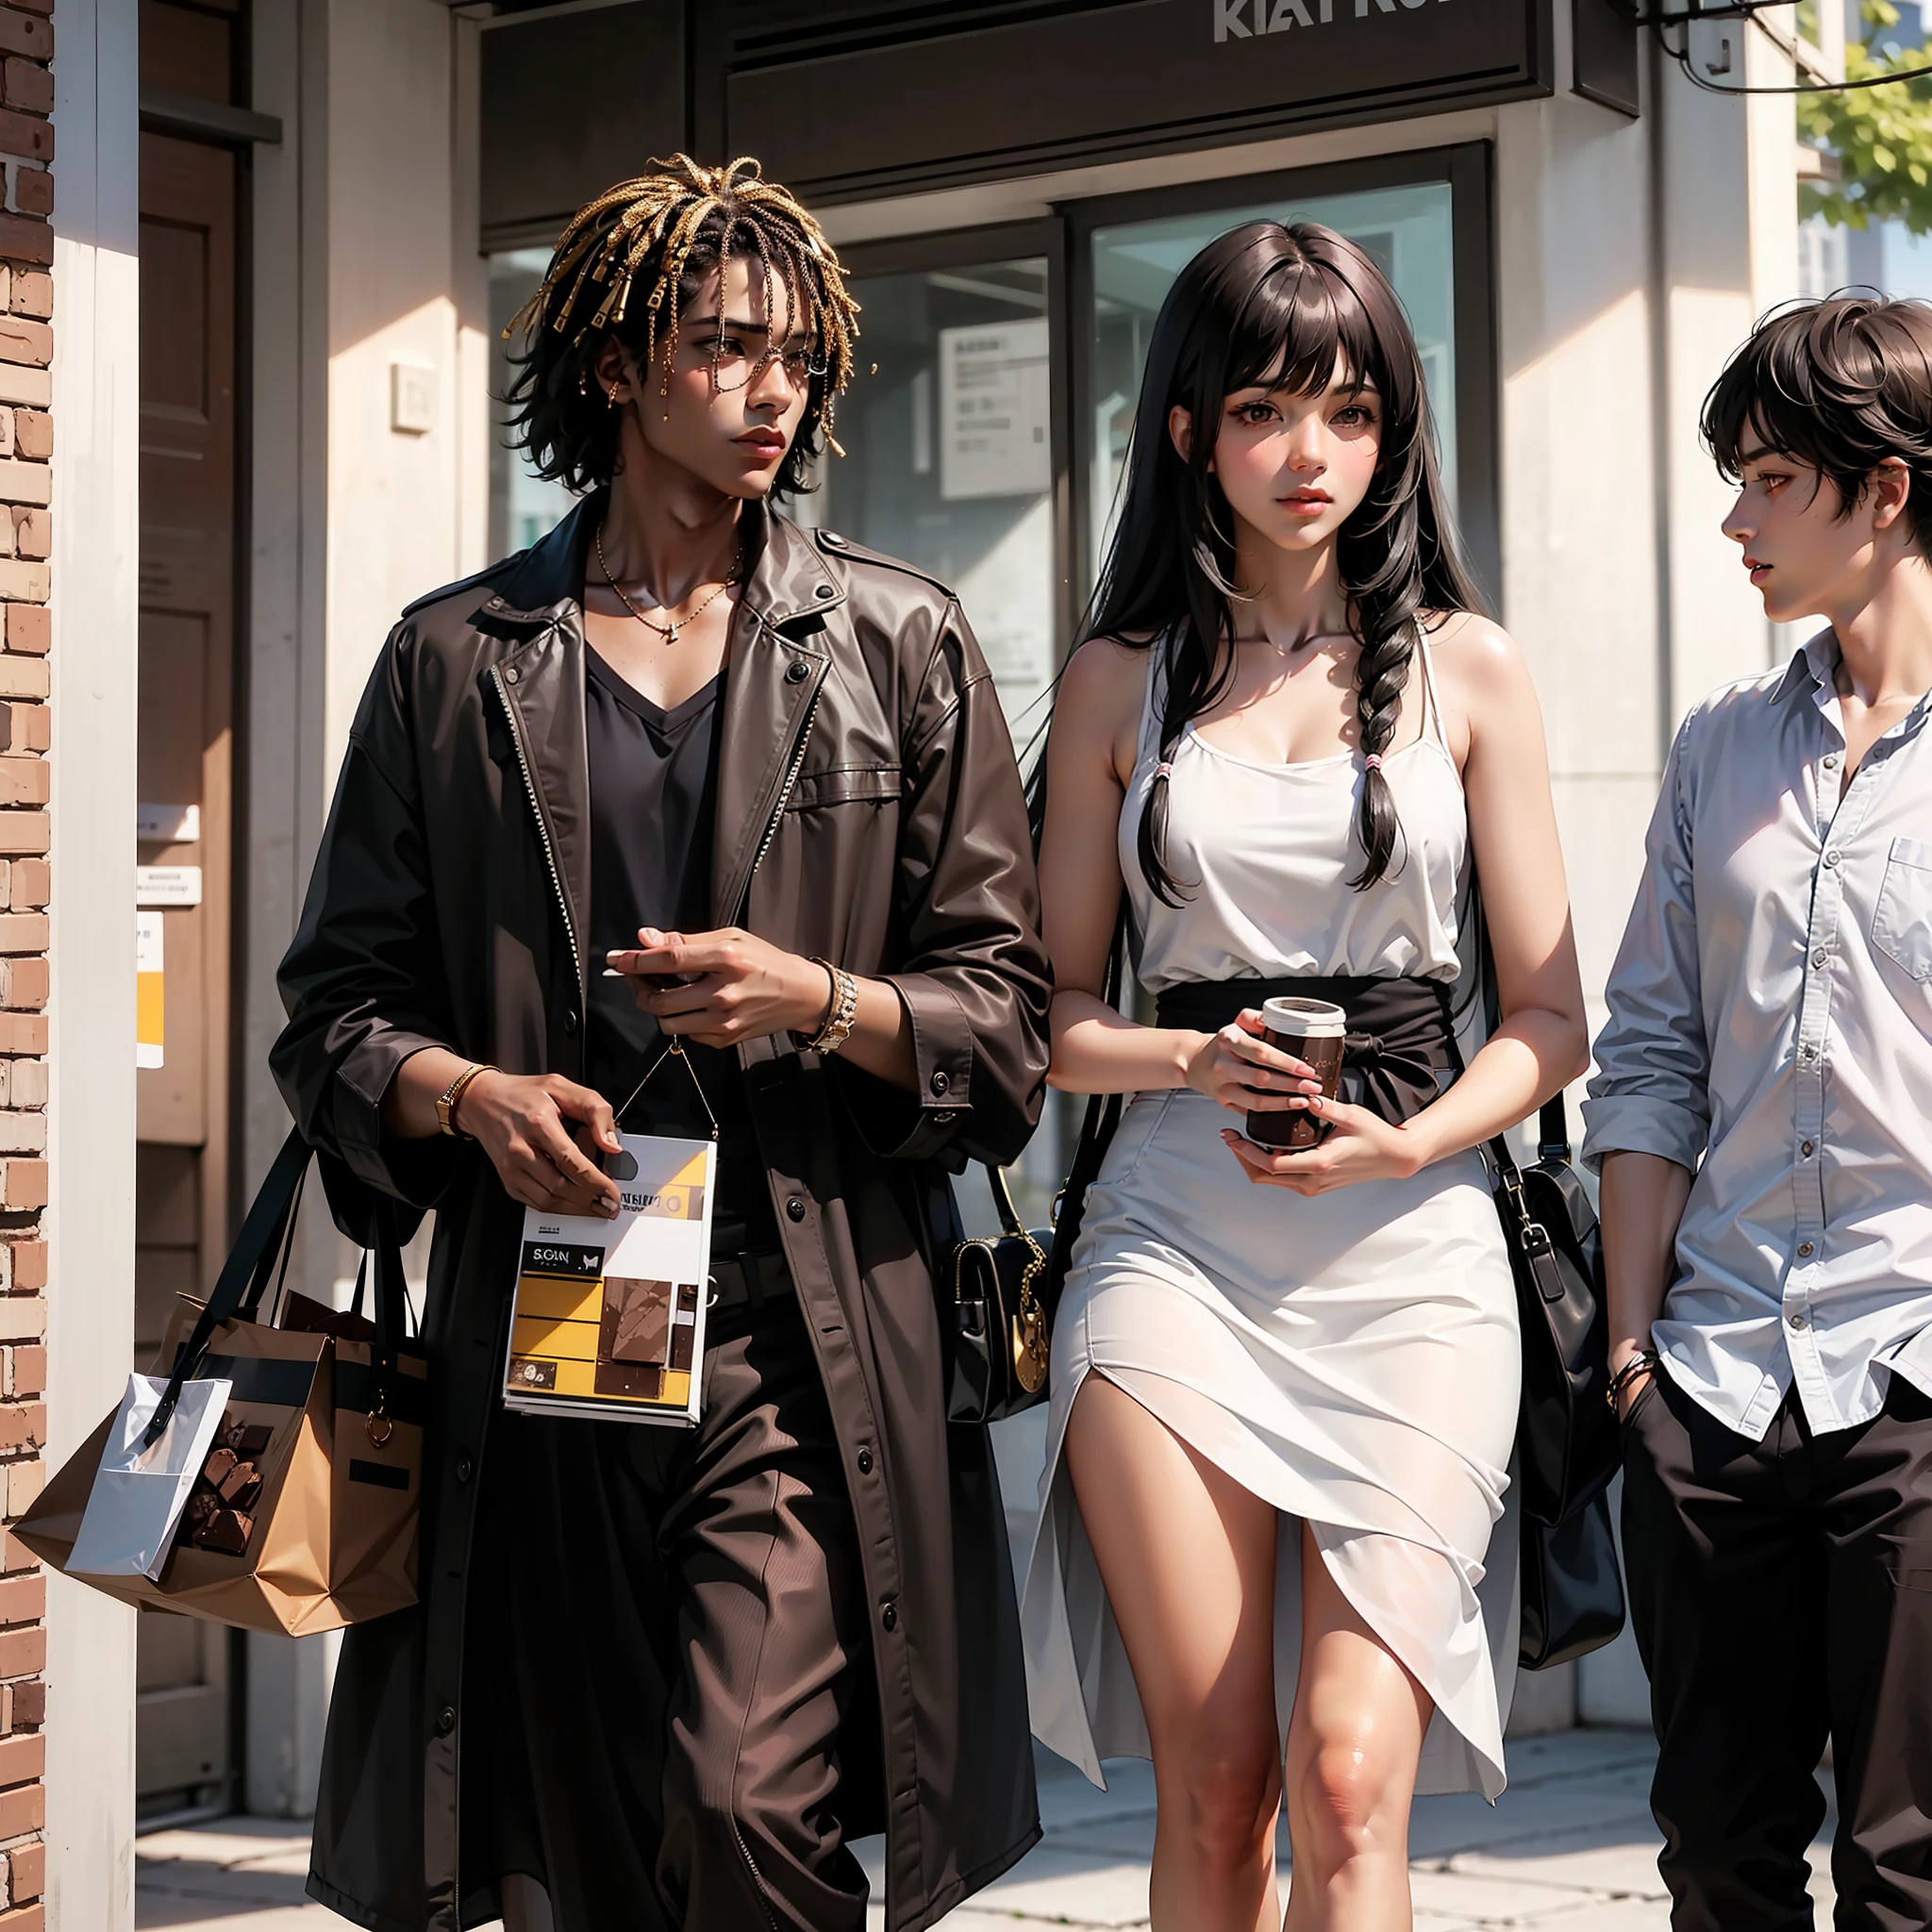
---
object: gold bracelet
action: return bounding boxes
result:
[437,1062,498,1140]
[805,958,858,1055]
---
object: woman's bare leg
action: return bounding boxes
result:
[1281,1522,1433,1931]
[1065,1372,1283,1932]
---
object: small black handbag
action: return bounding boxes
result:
[944,918,1127,1426]
[944,1163,1056,1425]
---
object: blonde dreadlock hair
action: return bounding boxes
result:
[502,155,861,499]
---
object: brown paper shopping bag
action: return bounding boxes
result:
[19,1131,425,1635]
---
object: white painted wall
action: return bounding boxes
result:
[241,0,491,1820]
[47,0,140,1922]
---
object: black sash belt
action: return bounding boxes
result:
[1154,975,1460,1125]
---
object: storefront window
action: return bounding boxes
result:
[489,247,575,562]
[815,257,1057,742]
[1088,182,1457,582]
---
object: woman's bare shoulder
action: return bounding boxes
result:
[1059,632,1155,712]
[1423,608,1532,698]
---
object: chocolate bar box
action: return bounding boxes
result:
[504,1133,714,1425]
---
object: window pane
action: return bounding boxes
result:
[1089,182,1457,585]
[489,247,575,562]
[816,258,1056,741]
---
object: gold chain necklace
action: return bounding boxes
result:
[595,527,740,647]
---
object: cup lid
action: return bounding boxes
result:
[1260,994,1346,1037]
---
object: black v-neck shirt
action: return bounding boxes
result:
[581,646,774,1251]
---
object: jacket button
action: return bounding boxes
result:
[881,1600,897,1633]
[564,1008,579,1035]
[930,1069,949,1096]
[814,582,834,600]
[436,1705,456,1736]
[786,1196,806,1223]
[1798,1241,1815,1258]
[932,1110,955,1125]
[504,666,520,685]
[857,1446,874,1475]
[786,658,809,683]
[456,1455,473,1484]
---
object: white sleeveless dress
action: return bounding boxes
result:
[1020,638,1522,1802]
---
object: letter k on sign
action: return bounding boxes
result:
[1215,0,1254,35]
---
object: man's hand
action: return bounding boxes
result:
[1601,1151,1693,1425]
[456,1071,622,1219]
[606,926,831,1049]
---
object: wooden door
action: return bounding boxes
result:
[136,0,242,1818]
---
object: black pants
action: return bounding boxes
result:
[1622,1367,1932,1930]
[459,1290,873,1932]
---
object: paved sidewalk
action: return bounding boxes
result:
[136,1728,1836,1930]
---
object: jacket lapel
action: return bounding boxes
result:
[474,505,595,989]
[709,508,840,927]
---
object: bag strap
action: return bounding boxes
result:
[145,1126,311,1446]
[1473,897,1572,1175]
[144,1127,419,1447]
[983,1161,1027,1240]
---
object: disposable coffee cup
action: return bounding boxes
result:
[1248,996,1347,1150]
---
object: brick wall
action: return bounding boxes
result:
[0,0,51,1924]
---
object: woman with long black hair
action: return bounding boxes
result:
[1021,224,1588,1928]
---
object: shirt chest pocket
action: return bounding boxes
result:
[1874,836,1932,982]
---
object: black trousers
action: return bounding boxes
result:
[1622,1366,1932,1931]
[459,1290,873,1932]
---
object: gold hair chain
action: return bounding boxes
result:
[595,526,740,646]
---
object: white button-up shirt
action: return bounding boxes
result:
[1583,632,1932,1441]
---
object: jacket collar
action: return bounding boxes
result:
[475,492,846,633]
[471,492,844,940]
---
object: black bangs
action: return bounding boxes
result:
[1222,245,1389,414]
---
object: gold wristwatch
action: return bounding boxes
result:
[436,1062,497,1139]
[803,959,858,1055]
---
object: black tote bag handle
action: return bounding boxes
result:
[144,1128,414,1447]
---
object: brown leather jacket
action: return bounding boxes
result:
[272,498,1053,1932]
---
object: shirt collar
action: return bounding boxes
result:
[1771,628,1839,706]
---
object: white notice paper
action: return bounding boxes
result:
[69,1372,234,1579]
[940,318,1051,500]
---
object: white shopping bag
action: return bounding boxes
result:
[68,1373,234,1579]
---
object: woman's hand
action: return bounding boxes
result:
[1183,1009,1323,1114]
[607,925,830,1049]
[456,1071,623,1219]
[1219,1094,1425,1193]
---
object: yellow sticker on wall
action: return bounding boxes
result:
[136,911,163,1071]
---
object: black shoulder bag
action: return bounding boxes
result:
[1474,926,1626,1668]
[943,916,1126,1426]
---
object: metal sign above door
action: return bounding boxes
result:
[694,0,1553,202]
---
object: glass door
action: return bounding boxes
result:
[815,225,1065,749]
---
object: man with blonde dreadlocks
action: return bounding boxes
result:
[272,156,1051,1932]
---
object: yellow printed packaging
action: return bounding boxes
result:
[503,1133,715,1426]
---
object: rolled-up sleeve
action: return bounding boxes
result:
[1582,709,1712,1174]
[834,599,1052,1166]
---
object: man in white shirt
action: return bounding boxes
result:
[1586,296,1932,1929]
